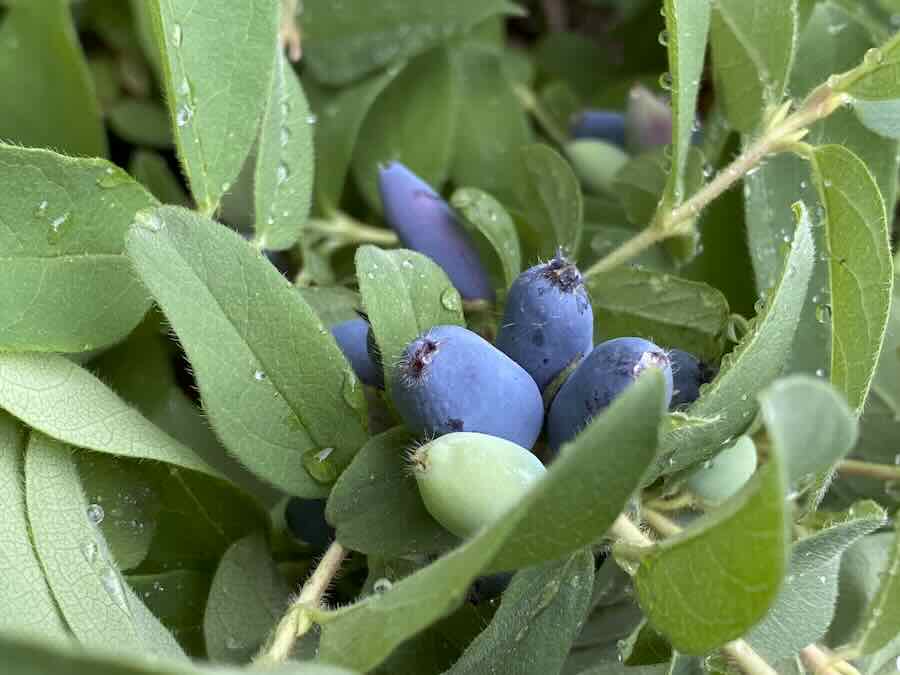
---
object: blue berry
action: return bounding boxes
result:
[496,254,593,392]
[547,337,673,451]
[669,349,716,409]
[330,318,384,388]
[285,497,335,550]
[378,162,494,302]
[570,110,627,148]
[392,326,544,448]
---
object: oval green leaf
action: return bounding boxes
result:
[451,187,522,288]
[126,206,369,496]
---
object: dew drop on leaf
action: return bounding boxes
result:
[86,503,105,525]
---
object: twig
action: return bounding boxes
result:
[800,644,862,675]
[280,0,303,62]
[836,458,900,481]
[255,541,346,666]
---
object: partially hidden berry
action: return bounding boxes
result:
[410,432,546,538]
[625,84,673,153]
[570,110,627,148]
[547,337,673,452]
[284,497,335,551]
[685,436,758,503]
[392,325,544,448]
[669,348,716,409]
[378,162,494,302]
[330,318,384,388]
[496,254,594,392]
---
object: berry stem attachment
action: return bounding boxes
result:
[513,85,570,148]
[255,541,347,666]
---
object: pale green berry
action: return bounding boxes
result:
[686,436,758,503]
[410,432,545,538]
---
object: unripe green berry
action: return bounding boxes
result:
[686,436,758,503]
[410,432,545,538]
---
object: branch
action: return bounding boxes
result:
[255,541,347,666]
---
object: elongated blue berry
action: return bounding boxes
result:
[378,162,494,302]
[570,110,627,148]
[330,318,384,388]
[669,349,716,409]
[392,325,544,448]
[496,254,594,391]
[547,337,673,451]
[411,432,545,538]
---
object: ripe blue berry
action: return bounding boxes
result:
[378,162,494,302]
[570,110,627,148]
[330,318,384,388]
[547,337,673,451]
[285,497,335,550]
[496,254,594,392]
[392,325,544,448]
[669,349,716,409]
[410,432,546,538]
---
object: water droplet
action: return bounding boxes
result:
[49,212,69,234]
[864,47,884,66]
[659,72,673,91]
[178,78,190,96]
[171,23,183,47]
[815,368,826,378]
[86,503,105,525]
[815,304,832,324]
[36,199,48,215]
[373,578,393,594]
[303,447,340,484]
[885,480,900,499]
[81,541,99,564]
[97,167,130,189]
[225,636,244,651]
[657,30,669,46]
[176,104,194,127]
[893,453,900,466]
[440,288,461,312]
[134,210,164,232]
[280,127,291,147]
[100,567,132,615]
[306,113,318,125]
[253,370,267,381]
[276,163,289,185]
[819,575,827,584]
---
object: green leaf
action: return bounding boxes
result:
[834,29,900,100]
[312,69,399,214]
[615,147,705,228]
[355,246,465,394]
[0,631,357,675]
[0,413,67,641]
[0,353,219,477]
[352,48,459,211]
[297,287,363,327]
[0,0,107,156]
[0,145,155,352]
[254,49,314,250]
[758,374,858,482]
[513,144,584,257]
[129,150,191,206]
[326,427,457,556]
[657,202,815,476]
[301,0,518,85]
[635,420,789,654]
[77,453,161,572]
[710,0,799,132]
[661,0,711,206]
[129,570,211,658]
[451,188,523,288]
[151,0,279,214]
[204,533,290,663]
[810,144,893,415]
[25,433,186,658]
[126,206,369,497]
[317,374,665,672]
[585,267,730,362]
[445,549,595,675]
[108,99,173,149]
[851,521,900,655]
[450,45,534,200]
[746,502,887,660]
